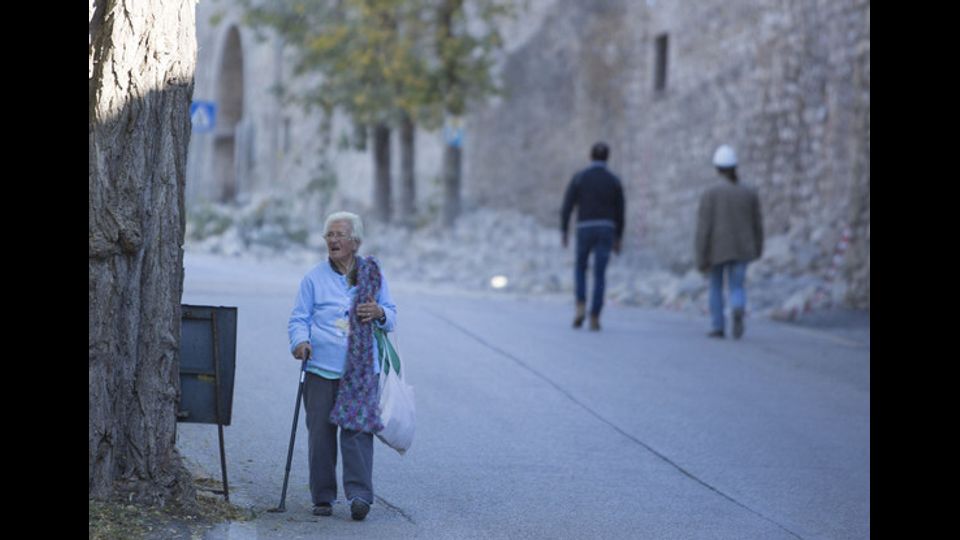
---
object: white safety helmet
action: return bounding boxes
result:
[712,145,737,168]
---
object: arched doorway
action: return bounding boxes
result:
[213,26,244,203]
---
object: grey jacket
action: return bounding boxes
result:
[695,181,764,270]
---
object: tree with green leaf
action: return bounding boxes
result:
[431,0,514,225]
[241,0,515,224]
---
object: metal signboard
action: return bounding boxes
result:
[178,305,237,425]
[190,101,217,133]
[177,304,238,501]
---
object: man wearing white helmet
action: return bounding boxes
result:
[695,145,764,339]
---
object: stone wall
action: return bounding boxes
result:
[465,0,869,308]
[185,0,869,309]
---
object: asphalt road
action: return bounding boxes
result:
[177,252,869,540]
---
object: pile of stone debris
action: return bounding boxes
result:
[186,205,852,321]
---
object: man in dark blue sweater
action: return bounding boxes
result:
[561,142,626,330]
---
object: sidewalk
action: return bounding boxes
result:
[774,307,870,347]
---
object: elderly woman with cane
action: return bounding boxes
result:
[287,211,397,520]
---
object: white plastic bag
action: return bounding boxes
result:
[375,329,415,454]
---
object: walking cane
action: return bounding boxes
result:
[268,358,308,513]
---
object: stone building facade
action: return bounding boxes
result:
[467,0,869,308]
[185,0,445,229]
[186,0,869,308]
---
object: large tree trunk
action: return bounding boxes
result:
[399,113,416,226]
[372,122,392,223]
[89,0,197,507]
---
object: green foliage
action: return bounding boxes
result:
[433,0,515,117]
[238,0,516,130]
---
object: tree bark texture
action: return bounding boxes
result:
[372,122,392,223]
[442,144,462,227]
[399,114,416,225]
[89,0,197,506]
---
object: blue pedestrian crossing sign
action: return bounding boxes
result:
[190,101,217,133]
[443,118,464,149]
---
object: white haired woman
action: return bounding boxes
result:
[287,211,397,520]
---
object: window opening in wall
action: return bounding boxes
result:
[654,33,669,92]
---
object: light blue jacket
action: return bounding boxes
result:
[288,259,397,378]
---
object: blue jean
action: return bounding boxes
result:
[709,261,748,332]
[575,226,615,316]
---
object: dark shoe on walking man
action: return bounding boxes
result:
[573,302,586,328]
[707,330,725,338]
[589,314,601,331]
[312,503,333,516]
[732,309,745,339]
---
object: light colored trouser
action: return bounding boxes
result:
[302,373,374,506]
[709,261,748,332]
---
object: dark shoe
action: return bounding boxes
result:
[312,503,333,516]
[573,302,586,328]
[350,499,370,521]
[589,315,601,331]
[732,309,745,339]
[707,330,725,339]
